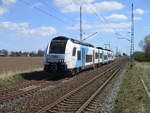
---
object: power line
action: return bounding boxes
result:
[82,1,124,37]
[84,0,132,40]
[39,0,75,24]
[82,1,106,25]
[83,32,98,41]
[19,0,72,26]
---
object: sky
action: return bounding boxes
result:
[0,0,150,54]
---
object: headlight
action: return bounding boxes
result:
[59,59,64,63]
[47,59,51,62]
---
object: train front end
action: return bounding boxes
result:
[43,37,68,72]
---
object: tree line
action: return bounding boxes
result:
[0,49,45,57]
[133,34,150,61]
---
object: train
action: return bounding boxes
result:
[43,36,115,74]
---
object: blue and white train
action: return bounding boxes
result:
[43,36,115,74]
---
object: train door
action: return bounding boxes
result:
[82,48,85,69]
[98,50,100,64]
[102,50,104,64]
[93,50,95,66]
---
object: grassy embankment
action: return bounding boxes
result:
[0,74,25,88]
[0,57,43,88]
[112,62,150,113]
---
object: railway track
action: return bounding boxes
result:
[76,67,121,113]
[36,59,125,113]
[0,77,70,104]
[0,80,47,95]
[0,58,126,113]
[0,60,116,105]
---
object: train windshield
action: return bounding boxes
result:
[49,40,67,54]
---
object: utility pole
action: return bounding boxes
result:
[104,42,110,49]
[80,6,83,42]
[116,46,118,56]
[104,44,107,49]
[130,3,134,67]
[108,41,110,49]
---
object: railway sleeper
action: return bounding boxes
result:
[50,107,79,112]
[69,95,91,99]
[64,98,87,102]
[54,104,81,109]
[91,100,101,104]
[47,110,66,113]
[60,101,84,105]
[47,109,72,113]
[84,107,97,113]
[90,102,103,107]
[63,100,86,104]
[86,104,98,109]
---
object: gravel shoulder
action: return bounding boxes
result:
[112,62,150,113]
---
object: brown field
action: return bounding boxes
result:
[0,57,43,79]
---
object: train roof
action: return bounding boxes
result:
[96,47,103,49]
[96,47,112,52]
[103,49,113,52]
[53,36,94,48]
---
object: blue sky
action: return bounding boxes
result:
[0,0,150,54]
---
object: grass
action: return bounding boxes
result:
[136,62,150,91]
[0,69,49,88]
[0,74,25,88]
[0,57,43,87]
[112,62,150,113]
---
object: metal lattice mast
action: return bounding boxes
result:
[130,3,134,67]
[80,6,83,42]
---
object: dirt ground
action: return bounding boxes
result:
[0,57,43,79]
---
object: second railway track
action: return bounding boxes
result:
[36,59,126,113]
[0,77,70,104]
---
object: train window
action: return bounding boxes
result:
[72,47,76,56]
[100,53,103,58]
[86,55,92,62]
[104,55,107,60]
[95,53,98,59]
[49,40,67,54]
[77,51,81,60]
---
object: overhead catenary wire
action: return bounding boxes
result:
[71,0,105,41]
[81,1,117,49]
[39,0,75,24]
[83,0,131,41]
[19,0,73,26]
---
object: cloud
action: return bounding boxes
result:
[94,1,124,12]
[54,0,94,5]
[134,16,142,20]
[133,8,145,15]
[105,14,128,21]
[96,22,131,28]
[0,21,29,30]
[0,6,7,15]
[66,24,92,30]
[56,1,124,13]
[0,0,17,15]
[0,21,56,37]
[2,0,16,4]
[95,22,131,33]
[62,4,79,13]
[22,27,56,37]
[66,22,131,33]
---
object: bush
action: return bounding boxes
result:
[133,51,146,61]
